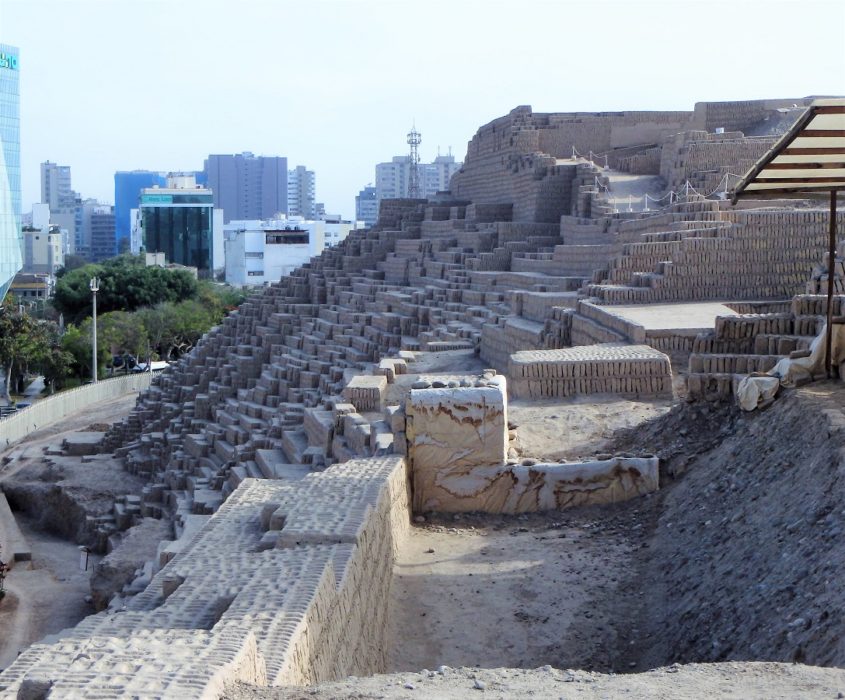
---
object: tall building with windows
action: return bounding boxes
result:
[204,152,287,223]
[0,43,21,300]
[287,165,316,218]
[40,161,74,211]
[355,186,378,227]
[374,152,461,210]
[40,160,82,255]
[114,170,167,252]
[137,174,223,276]
[90,205,116,262]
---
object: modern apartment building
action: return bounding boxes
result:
[137,174,223,276]
[89,205,116,262]
[374,153,461,208]
[0,43,21,300]
[22,224,64,275]
[204,152,287,223]
[287,165,316,218]
[355,186,378,227]
[40,161,74,211]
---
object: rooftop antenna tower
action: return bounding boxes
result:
[407,123,422,199]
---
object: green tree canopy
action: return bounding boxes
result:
[52,255,197,323]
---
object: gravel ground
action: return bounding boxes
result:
[226,662,845,699]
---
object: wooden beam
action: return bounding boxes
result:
[754,178,845,184]
[815,106,845,115]
[800,130,845,137]
[737,186,845,198]
[766,162,845,170]
[825,189,838,378]
[782,147,845,155]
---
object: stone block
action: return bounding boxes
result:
[407,377,508,478]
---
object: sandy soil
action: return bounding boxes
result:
[385,388,671,674]
[227,661,845,699]
[509,395,673,461]
[622,383,845,669]
[387,511,638,673]
[0,513,101,670]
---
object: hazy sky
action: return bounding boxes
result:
[1,0,844,218]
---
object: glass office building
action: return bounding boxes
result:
[114,170,206,252]
[0,44,21,300]
[140,178,216,274]
[114,171,166,252]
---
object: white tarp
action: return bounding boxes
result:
[737,323,845,411]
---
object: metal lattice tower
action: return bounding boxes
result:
[407,125,422,199]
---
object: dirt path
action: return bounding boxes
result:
[0,514,102,670]
[387,510,639,673]
[0,392,137,478]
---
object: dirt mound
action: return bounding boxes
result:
[622,382,845,668]
[2,455,146,551]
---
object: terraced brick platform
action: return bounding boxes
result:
[508,344,673,399]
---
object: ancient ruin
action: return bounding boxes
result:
[2,97,845,698]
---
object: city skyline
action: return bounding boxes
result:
[1,0,844,219]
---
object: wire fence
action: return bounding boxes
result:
[580,159,746,214]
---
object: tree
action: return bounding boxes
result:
[99,310,150,369]
[52,255,198,322]
[0,298,39,401]
[56,254,88,276]
[61,324,93,381]
[30,322,73,394]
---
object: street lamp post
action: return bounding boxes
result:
[89,277,99,384]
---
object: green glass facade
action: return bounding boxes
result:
[0,44,21,300]
[141,192,214,273]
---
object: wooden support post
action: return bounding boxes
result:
[826,190,838,378]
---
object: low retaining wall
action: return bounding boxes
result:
[0,491,31,565]
[0,373,159,450]
[413,456,659,513]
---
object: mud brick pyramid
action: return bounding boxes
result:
[2,99,840,696]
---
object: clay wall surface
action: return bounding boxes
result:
[659,131,777,193]
[412,456,659,513]
[692,98,814,133]
[588,205,845,304]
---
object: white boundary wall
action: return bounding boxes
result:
[0,373,157,450]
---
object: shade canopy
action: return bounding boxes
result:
[732,98,845,202]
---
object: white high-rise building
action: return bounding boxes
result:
[374,152,461,208]
[287,165,316,218]
[40,161,74,212]
[22,203,64,275]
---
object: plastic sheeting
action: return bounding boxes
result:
[737,323,845,411]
